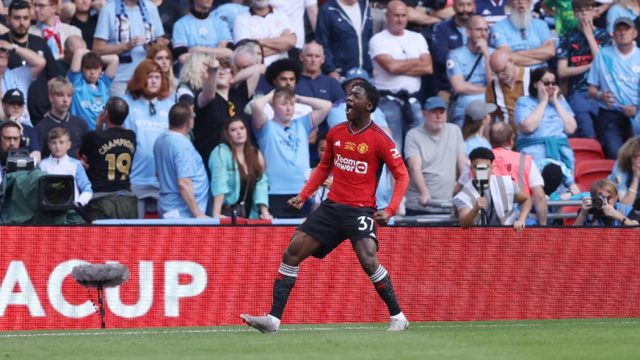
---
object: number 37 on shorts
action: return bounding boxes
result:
[354,215,377,239]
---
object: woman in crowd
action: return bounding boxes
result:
[573,179,639,226]
[176,51,211,101]
[147,43,177,94]
[610,137,640,208]
[515,67,577,172]
[462,100,493,156]
[209,117,271,220]
[124,59,175,218]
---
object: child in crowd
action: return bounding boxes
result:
[68,49,119,131]
[39,127,93,207]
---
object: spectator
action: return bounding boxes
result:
[233,0,296,66]
[0,1,53,125]
[35,77,88,159]
[573,178,639,225]
[212,0,250,40]
[557,0,611,139]
[0,121,21,181]
[146,43,177,94]
[69,0,99,49]
[486,48,530,131]
[515,67,577,171]
[447,15,494,127]
[68,49,119,131]
[259,58,311,119]
[79,96,138,221]
[462,99,493,155]
[232,40,270,95]
[150,0,184,42]
[304,131,331,210]
[1,88,40,163]
[194,56,261,167]
[489,0,555,68]
[610,137,640,208]
[453,146,531,230]
[154,103,209,219]
[431,0,476,97]
[250,86,332,218]
[476,0,508,25]
[58,35,87,76]
[315,0,374,78]
[269,0,318,50]
[587,17,640,159]
[29,0,82,60]
[209,117,272,219]
[176,51,211,100]
[404,97,466,215]
[93,0,166,97]
[39,127,93,207]
[172,0,233,64]
[369,0,432,153]
[296,41,345,103]
[606,0,640,34]
[123,59,174,218]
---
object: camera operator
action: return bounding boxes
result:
[573,179,639,227]
[453,147,531,231]
[0,121,22,184]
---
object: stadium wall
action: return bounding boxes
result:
[0,226,638,330]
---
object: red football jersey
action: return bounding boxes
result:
[300,122,409,215]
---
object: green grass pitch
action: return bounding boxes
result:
[1,319,639,360]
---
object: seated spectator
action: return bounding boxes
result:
[233,0,296,66]
[39,127,93,207]
[146,43,177,94]
[123,59,174,218]
[606,0,640,34]
[447,15,494,127]
[29,0,82,60]
[315,0,374,78]
[557,0,611,139]
[462,99,494,155]
[176,51,211,100]
[609,137,640,208]
[1,89,40,163]
[79,97,138,221]
[404,97,466,215]
[93,0,166,96]
[154,103,209,219]
[453,147,531,230]
[172,0,232,64]
[486,48,530,131]
[58,35,87,76]
[489,0,555,68]
[251,86,332,218]
[540,159,582,200]
[209,117,272,219]
[68,49,119,130]
[212,0,249,40]
[573,178,639,226]
[515,67,577,171]
[35,77,89,159]
[587,17,640,159]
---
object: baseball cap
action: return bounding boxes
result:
[2,89,25,104]
[464,100,497,122]
[342,67,371,85]
[423,96,447,111]
[614,17,635,29]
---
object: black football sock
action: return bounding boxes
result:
[370,265,401,316]
[269,263,298,319]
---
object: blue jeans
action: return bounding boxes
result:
[594,108,632,159]
[568,91,598,138]
[378,96,424,153]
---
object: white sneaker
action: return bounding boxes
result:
[240,314,279,334]
[387,316,409,331]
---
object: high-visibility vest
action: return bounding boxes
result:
[492,147,532,195]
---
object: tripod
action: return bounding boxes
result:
[478,180,488,226]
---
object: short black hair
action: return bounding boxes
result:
[469,147,495,162]
[8,0,30,16]
[1,120,22,133]
[352,81,379,113]
[105,97,129,126]
[541,163,563,196]
[529,67,553,98]
[265,58,302,86]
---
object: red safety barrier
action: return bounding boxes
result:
[0,226,639,330]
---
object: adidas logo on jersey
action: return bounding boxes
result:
[335,140,341,147]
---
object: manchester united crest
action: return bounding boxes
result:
[357,143,368,154]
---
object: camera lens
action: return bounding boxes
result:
[592,196,605,210]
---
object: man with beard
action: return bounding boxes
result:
[490,0,555,68]
[431,0,476,97]
[0,121,22,183]
[1,1,61,125]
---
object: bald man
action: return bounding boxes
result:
[296,41,345,103]
[485,48,530,131]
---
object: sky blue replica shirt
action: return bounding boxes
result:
[68,71,112,130]
[447,46,493,122]
[172,12,231,49]
[490,17,552,67]
[606,4,639,34]
[212,3,249,39]
[154,131,209,218]
[587,45,640,111]
[256,114,314,194]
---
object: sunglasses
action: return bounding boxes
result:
[542,81,556,86]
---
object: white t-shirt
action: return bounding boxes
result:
[233,8,295,66]
[368,29,430,94]
[270,0,317,49]
[338,1,362,35]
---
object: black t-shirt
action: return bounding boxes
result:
[193,82,249,166]
[35,113,89,159]
[0,34,61,124]
[70,14,98,49]
[79,127,137,193]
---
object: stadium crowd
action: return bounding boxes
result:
[0,0,639,226]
